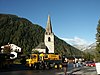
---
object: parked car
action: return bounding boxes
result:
[85,61,95,67]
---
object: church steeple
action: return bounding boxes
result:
[46,15,52,34]
[45,15,54,53]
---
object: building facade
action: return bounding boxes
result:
[1,43,21,53]
[33,15,54,53]
[44,15,54,53]
[1,43,21,59]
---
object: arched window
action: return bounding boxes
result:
[48,37,51,42]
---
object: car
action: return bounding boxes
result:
[85,61,96,67]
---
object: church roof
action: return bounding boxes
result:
[35,42,46,49]
[46,15,52,34]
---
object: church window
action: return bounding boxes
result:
[46,32,48,35]
[48,33,50,35]
[48,37,51,42]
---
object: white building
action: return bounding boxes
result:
[9,44,21,52]
[1,43,21,59]
[33,15,54,53]
[44,15,54,53]
[32,42,46,53]
[1,43,21,53]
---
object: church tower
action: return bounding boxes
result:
[44,15,54,53]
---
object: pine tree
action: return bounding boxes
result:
[96,20,100,62]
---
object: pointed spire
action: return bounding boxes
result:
[46,15,52,34]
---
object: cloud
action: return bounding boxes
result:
[61,36,92,46]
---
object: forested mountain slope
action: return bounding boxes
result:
[0,14,83,56]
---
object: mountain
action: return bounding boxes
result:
[73,44,87,51]
[83,42,96,51]
[0,14,83,56]
[83,42,97,55]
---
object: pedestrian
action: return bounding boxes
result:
[73,60,76,68]
[76,61,79,67]
[62,55,67,75]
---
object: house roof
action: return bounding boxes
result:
[35,42,46,49]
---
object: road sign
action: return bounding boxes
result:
[96,63,100,74]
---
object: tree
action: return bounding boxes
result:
[96,19,100,62]
[83,53,95,61]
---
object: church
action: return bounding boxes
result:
[32,15,54,53]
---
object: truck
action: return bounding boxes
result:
[26,53,62,69]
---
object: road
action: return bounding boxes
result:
[0,63,73,75]
[56,66,97,75]
[71,66,97,75]
[0,64,97,75]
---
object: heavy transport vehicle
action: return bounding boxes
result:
[26,53,62,69]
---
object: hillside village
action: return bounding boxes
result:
[1,0,100,74]
[0,14,98,75]
[0,14,83,56]
[0,14,87,70]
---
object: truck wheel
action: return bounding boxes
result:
[30,64,34,69]
[46,63,51,69]
[39,62,45,70]
[34,63,39,70]
[55,64,61,69]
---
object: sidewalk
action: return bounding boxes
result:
[56,66,97,75]
[56,67,82,75]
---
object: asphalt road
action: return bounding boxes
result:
[0,63,74,75]
[0,63,97,75]
[0,64,64,75]
[0,69,63,75]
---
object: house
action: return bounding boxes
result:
[1,43,21,59]
[32,42,46,53]
[1,43,21,53]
